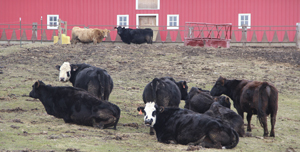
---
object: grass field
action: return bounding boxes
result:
[0,43,299,152]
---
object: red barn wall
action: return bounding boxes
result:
[0,0,299,42]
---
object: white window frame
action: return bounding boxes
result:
[136,0,160,10]
[136,14,159,28]
[47,15,59,29]
[238,13,251,29]
[167,15,179,29]
[117,15,129,28]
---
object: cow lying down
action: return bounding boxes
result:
[71,26,110,45]
[29,80,120,129]
[138,102,239,149]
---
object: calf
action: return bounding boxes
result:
[114,26,153,44]
[29,81,120,129]
[137,102,239,149]
[210,76,278,137]
[141,77,189,135]
[184,87,230,113]
[56,62,113,100]
[204,102,245,137]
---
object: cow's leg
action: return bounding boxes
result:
[150,127,155,135]
[260,115,269,137]
[92,110,117,129]
[246,112,253,132]
[199,134,222,149]
[92,116,116,129]
[270,113,276,137]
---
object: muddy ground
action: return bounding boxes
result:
[0,43,300,152]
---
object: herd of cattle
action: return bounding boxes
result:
[28,58,278,149]
[27,25,279,149]
[70,26,153,45]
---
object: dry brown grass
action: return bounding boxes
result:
[0,43,299,152]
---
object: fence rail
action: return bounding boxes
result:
[0,23,299,46]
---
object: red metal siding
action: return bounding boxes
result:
[0,0,299,42]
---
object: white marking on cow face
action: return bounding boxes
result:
[144,102,157,127]
[58,62,71,82]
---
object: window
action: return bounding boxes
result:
[167,15,179,29]
[117,15,129,28]
[136,0,160,10]
[47,15,59,29]
[238,13,251,29]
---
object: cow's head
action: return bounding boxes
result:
[29,80,45,99]
[115,26,125,35]
[137,102,164,127]
[101,29,110,38]
[56,62,72,82]
[177,81,189,100]
[214,96,231,109]
[210,76,227,96]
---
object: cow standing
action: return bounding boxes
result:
[210,76,278,137]
[184,87,231,113]
[29,81,120,129]
[114,26,153,44]
[141,77,189,135]
[137,102,239,149]
[56,62,113,101]
[204,102,245,137]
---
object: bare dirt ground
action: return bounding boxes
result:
[0,43,300,152]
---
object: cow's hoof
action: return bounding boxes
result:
[150,132,155,135]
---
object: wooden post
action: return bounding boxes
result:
[241,24,247,46]
[19,17,22,47]
[296,23,300,48]
[64,21,67,35]
[58,19,62,44]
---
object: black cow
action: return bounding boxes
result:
[141,77,189,135]
[56,62,113,100]
[137,102,239,149]
[210,76,278,137]
[204,102,245,137]
[29,81,120,129]
[184,87,230,113]
[114,26,153,44]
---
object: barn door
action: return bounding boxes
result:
[139,16,157,41]
[139,16,156,26]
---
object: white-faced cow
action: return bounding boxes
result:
[29,81,120,129]
[210,76,278,137]
[137,102,239,149]
[114,26,153,44]
[141,77,189,135]
[56,62,113,100]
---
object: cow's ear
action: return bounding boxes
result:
[55,65,60,71]
[34,81,40,88]
[158,106,164,113]
[137,107,145,115]
[182,81,187,88]
[72,65,79,71]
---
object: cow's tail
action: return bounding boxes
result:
[257,82,270,127]
[151,78,159,103]
[97,72,105,100]
[224,128,239,149]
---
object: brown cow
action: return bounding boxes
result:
[71,26,110,45]
[210,76,278,137]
